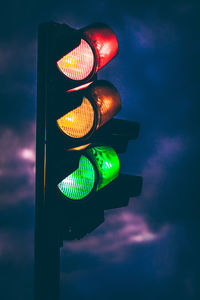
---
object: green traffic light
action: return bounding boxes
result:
[86,146,120,191]
[58,155,96,200]
[57,146,120,200]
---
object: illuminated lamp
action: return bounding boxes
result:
[57,80,121,140]
[57,145,120,200]
[57,23,118,81]
[57,39,94,80]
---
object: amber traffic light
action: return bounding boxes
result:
[57,80,121,140]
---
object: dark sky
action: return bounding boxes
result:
[0,1,200,299]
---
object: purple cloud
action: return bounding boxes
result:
[0,124,35,205]
[141,136,186,200]
[64,210,169,262]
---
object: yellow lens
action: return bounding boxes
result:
[90,82,121,129]
[57,39,94,81]
[57,97,95,138]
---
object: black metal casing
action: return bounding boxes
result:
[35,22,142,300]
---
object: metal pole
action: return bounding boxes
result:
[34,209,61,300]
[34,23,61,300]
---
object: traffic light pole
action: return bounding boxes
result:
[35,124,61,298]
[34,208,61,300]
[34,24,61,300]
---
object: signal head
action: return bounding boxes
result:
[57,145,120,201]
[57,23,118,81]
[57,80,121,140]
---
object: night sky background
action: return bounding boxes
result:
[0,0,200,299]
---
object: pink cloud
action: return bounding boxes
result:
[0,124,35,205]
[64,210,169,262]
[19,148,35,162]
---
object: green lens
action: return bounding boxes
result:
[58,155,95,200]
[86,146,120,191]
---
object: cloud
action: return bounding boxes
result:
[0,124,35,206]
[0,228,34,263]
[64,210,169,262]
[19,148,35,162]
[141,135,185,200]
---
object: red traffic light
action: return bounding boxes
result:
[57,23,118,81]
[57,39,94,80]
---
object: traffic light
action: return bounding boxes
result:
[35,21,142,300]
[58,145,120,201]
[56,23,118,81]
[56,80,121,140]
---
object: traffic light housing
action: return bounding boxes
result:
[36,22,142,242]
[35,21,143,300]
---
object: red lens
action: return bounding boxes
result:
[83,24,118,72]
[57,39,94,80]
